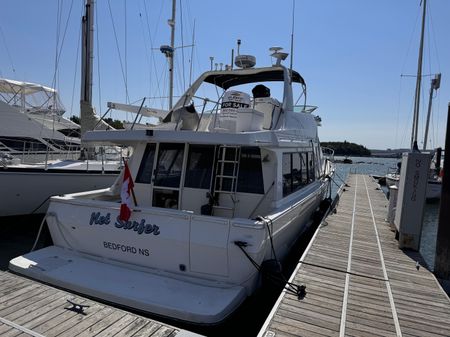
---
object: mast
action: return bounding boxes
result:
[168,0,176,110]
[423,73,441,150]
[410,0,427,150]
[80,0,97,138]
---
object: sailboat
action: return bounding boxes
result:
[385,0,443,201]
[0,0,121,217]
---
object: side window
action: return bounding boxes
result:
[136,143,156,184]
[309,151,316,182]
[292,153,302,192]
[184,145,215,189]
[282,153,292,197]
[283,151,315,197]
[300,152,308,183]
[154,143,185,188]
[237,147,264,194]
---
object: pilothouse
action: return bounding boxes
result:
[10,45,335,324]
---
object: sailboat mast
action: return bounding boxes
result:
[168,0,176,110]
[81,0,94,116]
[80,0,95,137]
[411,0,426,150]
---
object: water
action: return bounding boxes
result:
[333,156,441,270]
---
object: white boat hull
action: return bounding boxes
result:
[385,173,441,200]
[9,246,246,324]
[0,167,118,217]
[9,180,328,324]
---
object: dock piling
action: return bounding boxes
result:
[434,103,450,281]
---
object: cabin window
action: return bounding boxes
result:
[154,143,185,188]
[184,145,215,189]
[136,143,156,184]
[282,153,293,196]
[283,151,315,197]
[291,153,303,192]
[237,147,264,194]
[0,136,49,152]
[152,189,179,209]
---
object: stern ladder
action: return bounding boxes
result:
[212,145,241,216]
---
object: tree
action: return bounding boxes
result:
[69,115,124,129]
[321,141,371,156]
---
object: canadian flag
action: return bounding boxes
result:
[119,161,135,221]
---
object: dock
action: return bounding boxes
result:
[0,271,201,337]
[258,174,450,337]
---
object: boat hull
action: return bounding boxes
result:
[0,167,118,217]
[9,179,328,324]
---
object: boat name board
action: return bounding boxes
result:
[89,212,160,236]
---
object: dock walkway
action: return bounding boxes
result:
[0,271,200,337]
[258,174,450,337]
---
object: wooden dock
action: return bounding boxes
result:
[258,174,450,337]
[0,271,202,337]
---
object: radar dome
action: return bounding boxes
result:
[234,55,256,69]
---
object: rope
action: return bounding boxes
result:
[234,241,305,299]
[31,214,49,252]
[30,196,52,215]
[234,215,310,299]
[299,261,387,282]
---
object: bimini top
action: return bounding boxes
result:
[202,66,305,90]
[0,78,57,95]
[0,78,65,115]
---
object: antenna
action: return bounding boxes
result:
[209,56,214,70]
[289,0,296,83]
[231,49,234,70]
[237,39,241,55]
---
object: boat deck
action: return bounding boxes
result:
[0,271,201,337]
[258,174,450,337]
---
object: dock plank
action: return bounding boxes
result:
[258,174,450,337]
[0,272,196,337]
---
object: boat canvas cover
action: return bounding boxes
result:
[0,78,57,95]
[0,78,65,115]
[203,67,305,89]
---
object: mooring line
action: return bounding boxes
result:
[363,175,402,337]
[339,175,358,337]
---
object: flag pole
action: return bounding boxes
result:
[122,157,138,207]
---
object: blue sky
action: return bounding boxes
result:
[0,0,449,150]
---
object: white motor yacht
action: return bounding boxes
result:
[10,48,335,324]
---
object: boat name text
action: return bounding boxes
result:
[90,212,160,235]
[103,241,150,256]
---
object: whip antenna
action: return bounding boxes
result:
[289,0,296,83]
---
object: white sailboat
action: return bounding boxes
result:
[385,0,443,201]
[0,0,121,217]
[10,42,335,324]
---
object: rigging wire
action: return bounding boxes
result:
[107,0,130,104]
[70,9,82,119]
[0,25,16,75]
[124,0,128,106]
[184,1,201,88]
[188,20,196,87]
[179,0,186,92]
[137,6,152,99]
[426,3,441,148]
[51,0,75,90]
[143,0,164,109]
